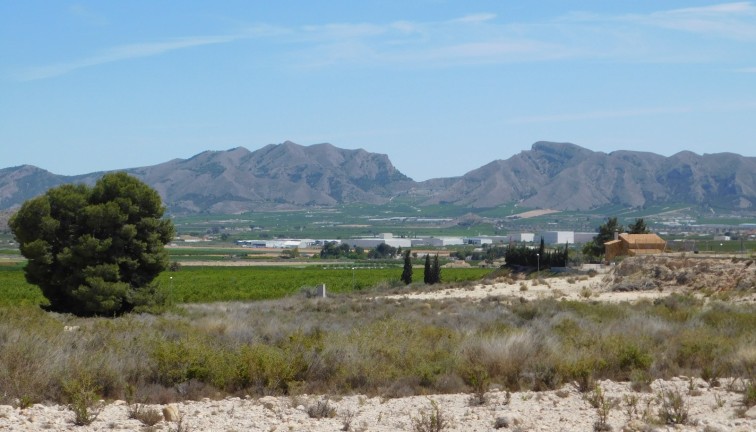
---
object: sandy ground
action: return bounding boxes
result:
[1,378,754,431]
[385,273,686,304]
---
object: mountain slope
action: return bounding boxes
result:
[123,142,412,213]
[1,141,754,214]
[418,142,756,210]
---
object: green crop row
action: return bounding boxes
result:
[0,264,491,306]
[155,266,491,303]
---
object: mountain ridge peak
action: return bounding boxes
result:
[1,141,754,213]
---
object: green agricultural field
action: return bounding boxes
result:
[0,263,46,306]
[0,263,491,306]
[156,266,491,303]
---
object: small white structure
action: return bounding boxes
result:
[542,231,575,245]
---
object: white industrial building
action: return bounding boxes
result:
[412,237,465,247]
[464,237,494,245]
[507,233,535,242]
[236,239,312,248]
[348,233,412,249]
[541,231,574,244]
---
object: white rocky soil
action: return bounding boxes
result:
[1,378,755,431]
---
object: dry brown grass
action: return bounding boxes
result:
[0,281,754,406]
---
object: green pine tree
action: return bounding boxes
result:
[9,172,174,316]
[628,218,649,234]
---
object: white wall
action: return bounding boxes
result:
[541,231,574,244]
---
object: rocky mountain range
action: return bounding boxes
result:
[1,141,754,214]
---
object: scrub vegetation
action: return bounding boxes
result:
[0,290,753,406]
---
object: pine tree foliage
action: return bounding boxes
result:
[582,217,625,259]
[9,172,175,316]
[628,218,650,234]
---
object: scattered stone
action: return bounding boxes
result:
[494,415,521,429]
[745,405,756,419]
[622,419,648,432]
[162,405,179,422]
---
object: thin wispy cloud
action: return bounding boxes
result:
[290,2,756,68]
[15,2,756,80]
[16,34,243,81]
[637,1,756,40]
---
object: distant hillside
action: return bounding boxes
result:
[1,141,754,214]
[417,142,756,211]
[0,141,413,214]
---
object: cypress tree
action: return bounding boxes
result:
[401,250,413,285]
[432,254,441,284]
[424,254,432,284]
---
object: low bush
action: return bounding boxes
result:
[62,374,103,426]
[656,388,689,425]
[411,399,449,432]
[743,380,756,408]
[307,399,336,419]
[128,403,163,426]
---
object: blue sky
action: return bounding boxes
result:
[1,1,755,181]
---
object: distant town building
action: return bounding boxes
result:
[348,233,412,249]
[507,233,535,242]
[541,231,574,244]
[604,233,667,261]
[464,237,493,246]
[236,239,310,248]
[235,239,320,248]
[412,237,465,247]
